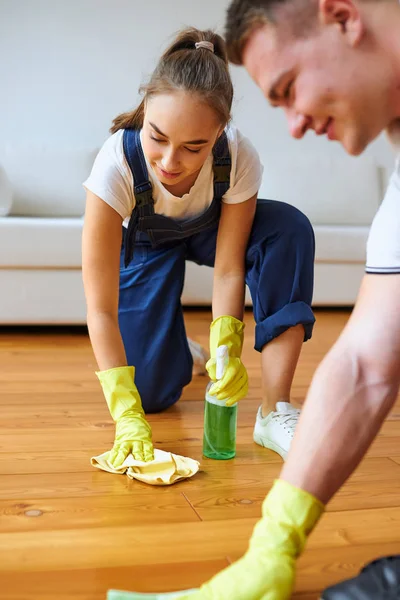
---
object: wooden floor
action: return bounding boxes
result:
[1,309,400,600]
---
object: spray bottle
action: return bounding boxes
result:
[203,345,238,460]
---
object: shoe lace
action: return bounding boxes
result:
[272,409,300,438]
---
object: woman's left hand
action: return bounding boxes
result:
[206,315,248,406]
[206,354,248,406]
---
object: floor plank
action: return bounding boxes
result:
[0,309,399,599]
[0,560,229,599]
[0,492,200,533]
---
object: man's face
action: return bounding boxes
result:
[242,18,393,155]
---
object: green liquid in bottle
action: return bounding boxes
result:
[203,390,237,460]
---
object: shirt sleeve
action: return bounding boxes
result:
[223,128,264,204]
[83,131,134,219]
[366,164,400,274]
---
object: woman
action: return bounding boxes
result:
[82,27,315,467]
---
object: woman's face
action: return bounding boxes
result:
[142,90,224,190]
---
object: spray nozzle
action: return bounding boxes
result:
[216,345,229,380]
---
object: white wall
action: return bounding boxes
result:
[0,0,230,147]
[0,0,395,200]
[0,0,391,154]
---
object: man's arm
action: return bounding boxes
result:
[281,273,400,503]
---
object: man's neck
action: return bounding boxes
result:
[379,3,400,121]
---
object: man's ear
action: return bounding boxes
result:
[319,0,363,46]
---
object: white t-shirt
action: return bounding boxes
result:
[366,123,400,273]
[83,124,263,227]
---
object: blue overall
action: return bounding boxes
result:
[119,128,316,413]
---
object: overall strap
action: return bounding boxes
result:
[212,131,231,200]
[123,128,154,210]
[122,129,232,267]
[122,128,154,267]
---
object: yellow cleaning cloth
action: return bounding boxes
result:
[91,449,200,486]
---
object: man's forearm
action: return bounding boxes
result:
[281,343,400,504]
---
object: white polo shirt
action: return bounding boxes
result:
[366,123,400,274]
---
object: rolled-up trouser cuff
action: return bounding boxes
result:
[254,301,315,352]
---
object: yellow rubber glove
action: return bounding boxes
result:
[96,366,154,467]
[206,316,248,406]
[178,479,324,600]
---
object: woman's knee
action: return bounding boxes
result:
[282,203,315,249]
[139,381,187,414]
[251,200,314,252]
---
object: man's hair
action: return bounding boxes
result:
[225,0,319,64]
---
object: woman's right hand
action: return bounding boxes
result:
[82,193,154,466]
[96,366,154,467]
[110,409,154,466]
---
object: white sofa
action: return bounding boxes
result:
[0,145,385,324]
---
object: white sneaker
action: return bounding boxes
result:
[188,338,209,376]
[253,402,300,460]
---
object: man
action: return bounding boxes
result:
[174,1,400,598]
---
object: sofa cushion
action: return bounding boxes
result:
[258,154,382,226]
[0,218,368,269]
[0,270,86,324]
[315,225,369,262]
[0,217,82,267]
[0,165,13,216]
[0,146,97,217]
